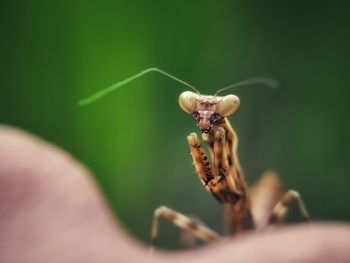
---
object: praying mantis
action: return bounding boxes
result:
[80,68,310,249]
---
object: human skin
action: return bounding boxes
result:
[0,125,349,263]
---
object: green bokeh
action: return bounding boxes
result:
[1,0,349,249]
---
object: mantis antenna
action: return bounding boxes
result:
[215,77,278,96]
[79,67,200,106]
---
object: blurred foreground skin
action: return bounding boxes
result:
[0,125,349,263]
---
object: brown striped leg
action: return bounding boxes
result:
[150,206,220,250]
[213,127,239,201]
[222,119,240,170]
[187,131,236,202]
[267,189,310,226]
[213,127,230,177]
[250,171,282,229]
[179,215,206,248]
[187,132,215,190]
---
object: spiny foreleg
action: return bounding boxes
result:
[187,132,215,190]
[187,130,238,203]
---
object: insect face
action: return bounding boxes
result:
[179,91,240,133]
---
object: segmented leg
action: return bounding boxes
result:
[189,127,254,235]
[267,189,310,226]
[250,171,282,229]
[179,215,206,248]
[212,127,239,202]
[187,129,238,203]
[187,132,214,191]
[202,119,240,173]
[150,206,220,249]
[211,126,254,235]
[202,119,248,197]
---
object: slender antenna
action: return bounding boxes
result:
[79,67,200,106]
[215,77,278,96]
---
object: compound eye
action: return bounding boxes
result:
[216,95,240,117]
[179,91,198,114]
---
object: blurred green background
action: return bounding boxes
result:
[1,0,349,249]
